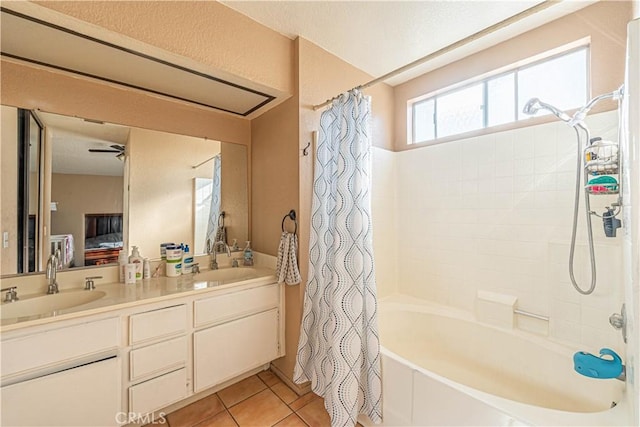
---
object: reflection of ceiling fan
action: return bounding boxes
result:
[89,144,125,160]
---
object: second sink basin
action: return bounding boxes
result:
[0,289,106,320]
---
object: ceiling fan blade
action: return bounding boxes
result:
[89,149,120,153]
[110,144,125,152]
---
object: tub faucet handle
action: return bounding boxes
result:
[609,303,627,343]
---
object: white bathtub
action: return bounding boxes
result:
[369,296,630,426]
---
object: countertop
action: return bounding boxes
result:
[0,266,277,332]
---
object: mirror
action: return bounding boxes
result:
[0,107,248,276]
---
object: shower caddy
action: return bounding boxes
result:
[583,132,623,237]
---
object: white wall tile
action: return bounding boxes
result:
[373,111,622,347]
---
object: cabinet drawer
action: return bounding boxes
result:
[129,368,187,415]
[129,305,186,345]
[194,284,278,328]
[2,357,121,427]
[1,317,119,381]
[194,308,279,392]
[130,336,187,382]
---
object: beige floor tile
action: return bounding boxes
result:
[194,410,239,427]
[289,392,321,412]
[273,413,308,427]
[295,398,331,427]
[228,389,292,427]
[167,393,226,427]
[218,375,268,408]
[257,369,281,387]
[271,382,299,404]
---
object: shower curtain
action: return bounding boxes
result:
[205,154,222,246]
[294,90,382,427]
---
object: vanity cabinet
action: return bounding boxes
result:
[193,283,281,392]
[2,357,121,426]
[194,308,279,392]
[1,279,283,426]
[1,317,121,426]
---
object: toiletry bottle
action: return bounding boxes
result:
[243,241,254,266]
[232,239,239,251]
[118,249,128,283]
[129,246,143,280]
[143,258,151,279]
[182,244,193,274]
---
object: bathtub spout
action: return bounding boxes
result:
[573,348,625,381]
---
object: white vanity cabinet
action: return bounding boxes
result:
[127,305,189,415]
[1,317,121,426]
[193,283,281,392]
[1,278,284,426]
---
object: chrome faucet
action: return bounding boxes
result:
[46,250,60,294]
[207,238,231,270]
[1,287,19,302]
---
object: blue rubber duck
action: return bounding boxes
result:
[573,348,623,379]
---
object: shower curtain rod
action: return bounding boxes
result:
[312,0,558,111]
[192,154,219,169]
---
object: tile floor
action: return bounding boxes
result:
[164,370,359,427]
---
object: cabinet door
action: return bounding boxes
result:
[194,309,278,392]
[1,357,121,426]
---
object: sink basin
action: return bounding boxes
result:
[0,290,106,320]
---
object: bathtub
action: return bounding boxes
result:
[367,296,630,426]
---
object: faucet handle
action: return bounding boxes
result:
[1,286,18,302]
[84,276,102,290]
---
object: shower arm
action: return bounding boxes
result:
[569,85,624,126]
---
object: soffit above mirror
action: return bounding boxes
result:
[0,8,276,117]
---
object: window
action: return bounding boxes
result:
[409,46,589,144]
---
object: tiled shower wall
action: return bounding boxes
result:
[372,111,626,352]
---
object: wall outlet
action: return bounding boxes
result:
[3,231,9,248]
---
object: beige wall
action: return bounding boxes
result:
[1,106,18,274]
[393,1,632,151]
[128,127,221,259]
[50,173,123,266]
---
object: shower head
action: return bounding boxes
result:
[522,98,572,122]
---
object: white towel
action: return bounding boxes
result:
[276,232,301,285]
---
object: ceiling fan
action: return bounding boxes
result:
[88,144,125,160]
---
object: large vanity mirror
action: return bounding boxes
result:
[0,106,248,277]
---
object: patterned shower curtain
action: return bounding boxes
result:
[205,154,222,246]
[294,90,382,427]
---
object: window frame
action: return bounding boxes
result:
[408,44,590,145]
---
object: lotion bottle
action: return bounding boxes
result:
[182,244,193,274]
[118,249,128,283]
[129,246,143,280]
[243,241,254,266]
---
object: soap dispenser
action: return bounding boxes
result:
[129,246,143,280]
[182,244,193,274]
[243,241,254,266]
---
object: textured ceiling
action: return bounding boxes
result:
[221,0,594,86]
[39,112,130,177]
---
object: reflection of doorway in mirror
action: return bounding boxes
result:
[194,178,214,255]
[42,112,128,268]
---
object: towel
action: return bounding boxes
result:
[276,232,301,285]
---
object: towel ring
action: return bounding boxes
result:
[282,210,297,234]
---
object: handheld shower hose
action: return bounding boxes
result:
[523,86,623,295]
